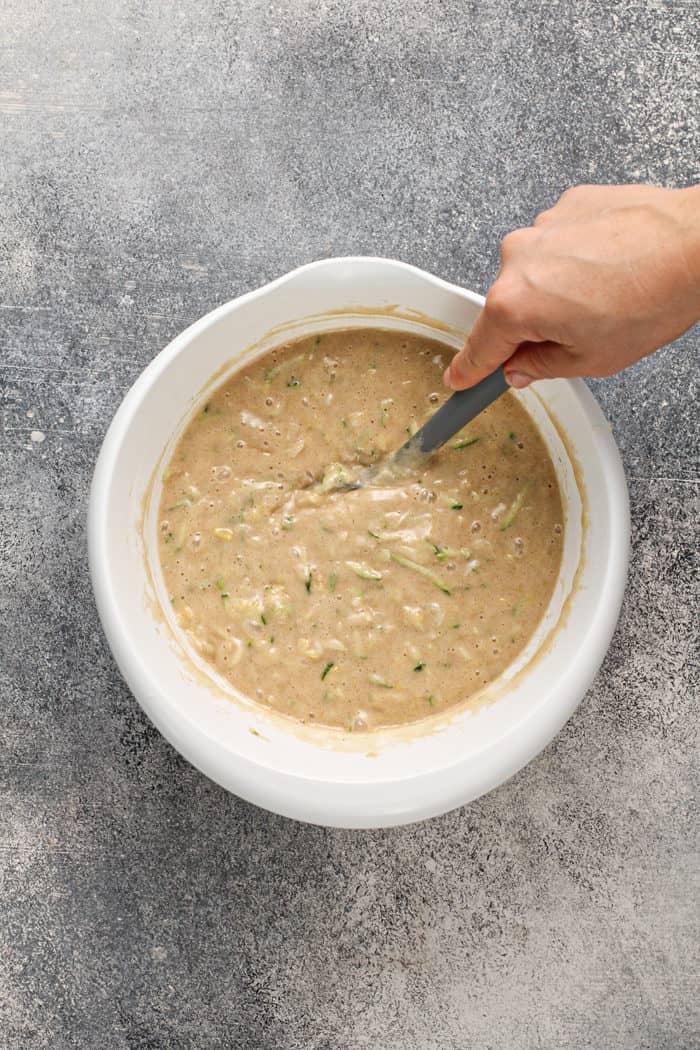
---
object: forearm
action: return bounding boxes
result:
[674,184,700,295]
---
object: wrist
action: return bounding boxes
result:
[672,185,700,288]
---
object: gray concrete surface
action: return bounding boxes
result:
[1,1,698,1047]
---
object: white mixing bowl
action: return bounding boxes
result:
[88,257,629,828]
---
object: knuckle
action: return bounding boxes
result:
[484,286,511,325]
[486,276,526,326]
[500,228,531,260]
[559,183,594,205]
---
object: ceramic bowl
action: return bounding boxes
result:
[88,257,629,827]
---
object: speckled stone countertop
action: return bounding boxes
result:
[1,2,698,1047]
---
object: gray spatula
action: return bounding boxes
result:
[347,367,508,489]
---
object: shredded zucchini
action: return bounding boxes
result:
[440,493,463,510]
[173,524,187,551]
[367,514,433,544]
[346,561,383,581]
[319,462,349,492]
[390,552,451,595]
[380,398,393,427]
[426,541,471,562]
[500,482,532,530]
[369,674,393,689]
[264,352,306,387]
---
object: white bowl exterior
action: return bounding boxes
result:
[88,258,629,827]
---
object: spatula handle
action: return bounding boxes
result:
[411,367,509,454]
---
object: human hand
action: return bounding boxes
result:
[444,183,700,390]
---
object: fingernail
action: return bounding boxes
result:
[505,370,533,389]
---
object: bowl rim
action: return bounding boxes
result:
[88,256,630,826]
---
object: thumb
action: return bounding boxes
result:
[503,341,578,388]
[444,291,521,390]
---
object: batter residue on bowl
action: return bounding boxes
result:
[158,328,563,731]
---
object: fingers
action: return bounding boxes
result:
[503,340,581,387]
[444,279,530,390]
[444,307,520,389]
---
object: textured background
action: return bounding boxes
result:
[1,1,698,1047]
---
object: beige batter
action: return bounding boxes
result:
[159,328,564,731]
